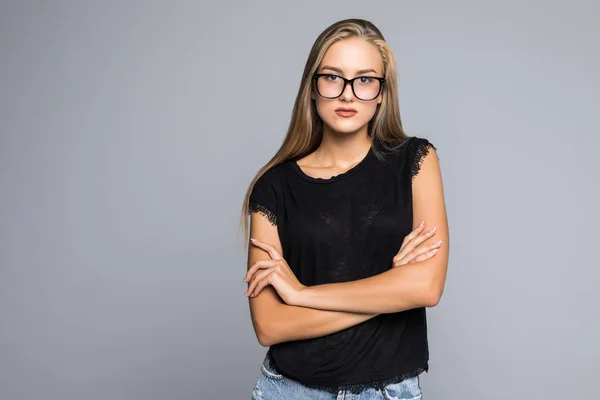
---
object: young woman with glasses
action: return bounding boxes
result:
[240,18,449,400]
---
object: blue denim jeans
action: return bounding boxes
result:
[251,351,424,400]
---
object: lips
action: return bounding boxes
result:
[335,108,357,117]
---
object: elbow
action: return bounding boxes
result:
[257,333,273,348]
[423,277,444,307]
[424,291,441,307]
[254,317,277,347]
[251,298,286,347]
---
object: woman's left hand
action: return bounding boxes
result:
[244,238,306,305]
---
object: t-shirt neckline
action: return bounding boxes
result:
[290,145,374,184]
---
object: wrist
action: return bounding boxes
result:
[292,285,312,307]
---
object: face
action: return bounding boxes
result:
[312,38,384,136]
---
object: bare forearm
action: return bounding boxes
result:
[260,302,378,346]
[294,263,435,314]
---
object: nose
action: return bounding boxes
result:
[340,81,354,101]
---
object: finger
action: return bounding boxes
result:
[245,259,279,283]
[410,226,437,247]
[251,271,277,297]
[246,267,273,296]
[414,220,425,232]
[399,221,426,248]
[250,238,283,260]
[244,259,269,283]
[405,240,442,264]
[416,226,437,242]
[396,239,442,266]
[244,259,278,283]
[247,267,276,297]
[413,248,439,263]
[395,226,437,261]
[397,222,429,256]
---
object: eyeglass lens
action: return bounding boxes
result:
[315,75,381,100]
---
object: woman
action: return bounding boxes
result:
[240,18,449,399]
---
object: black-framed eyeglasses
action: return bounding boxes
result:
[313,73,385,101]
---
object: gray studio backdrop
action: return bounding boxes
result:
[1,1,598,399]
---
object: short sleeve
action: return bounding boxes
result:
[409,137,438,181]
[248,169,278,226]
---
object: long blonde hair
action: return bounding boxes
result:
[239,18,410,248]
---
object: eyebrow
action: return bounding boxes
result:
[320,65,378,75]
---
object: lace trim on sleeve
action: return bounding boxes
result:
[411,140,437,181]
[249,201,277,226]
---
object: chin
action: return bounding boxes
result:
[324,119,369,135]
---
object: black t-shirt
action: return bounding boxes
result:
[248,136,437,394]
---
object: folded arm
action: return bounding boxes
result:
[251,286,379,347]
[246,211,379,347]
[292,146,449,314]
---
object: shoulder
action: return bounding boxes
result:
[383,135,438,160]
[249,164,282,226]
[407,136,438,180]
[382,136,436,155]
[401,136,437,155]
[380,136,439,180]
[409,136,437,151]
[254,161,288,189]
[249,159,291,203]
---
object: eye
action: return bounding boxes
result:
[326,74,341,81]
[358,77,374,84]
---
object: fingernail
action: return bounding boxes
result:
[250,238,255,242]
[432,249,439,253]
[434,240,442,245]
[419,221,424,227]
[429,227,437,233]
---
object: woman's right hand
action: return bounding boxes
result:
[392,221,442,268]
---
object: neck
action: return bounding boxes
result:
[317,126,372,167]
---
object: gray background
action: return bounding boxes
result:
[1,1,598,399]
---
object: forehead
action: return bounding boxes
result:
[319,38,383,75]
